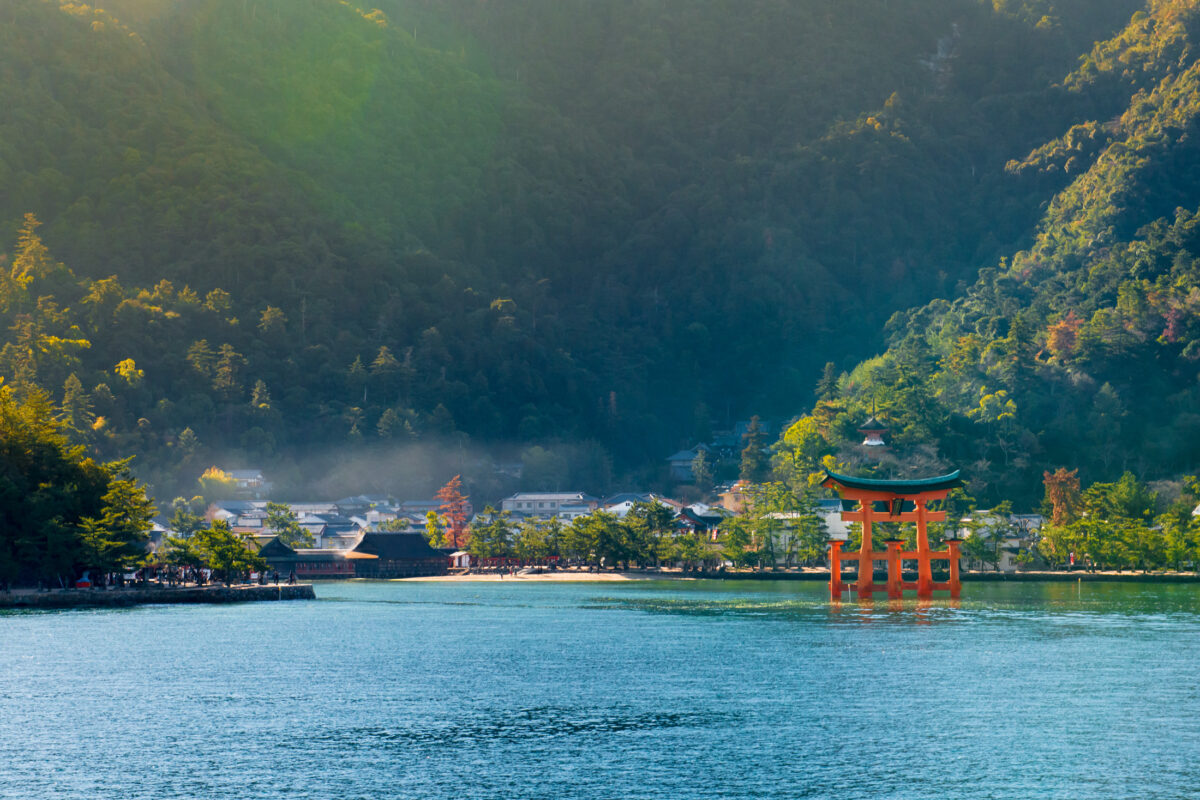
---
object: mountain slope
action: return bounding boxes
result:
[0,0,1144,497]
[805,0,1200,505]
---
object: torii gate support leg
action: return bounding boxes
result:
[857,503,875,600]
[886,540,903,599]
[948,539,961,599]
[829,541,844,600]
[916,499,933,599]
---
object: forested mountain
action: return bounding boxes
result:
[802,0,1200,506]
[0,0,1153,499]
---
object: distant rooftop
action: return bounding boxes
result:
[506,492,598,502]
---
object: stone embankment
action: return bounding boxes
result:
[0,584,315,609]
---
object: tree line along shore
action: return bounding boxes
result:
[6,373,1200,595]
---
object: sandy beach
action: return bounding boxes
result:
[398,568,833,582]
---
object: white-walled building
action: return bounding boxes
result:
[817,499,851,541]
[501,492,600,520]
[959,510,1036,572]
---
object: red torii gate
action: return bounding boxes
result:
[822,470,964,600]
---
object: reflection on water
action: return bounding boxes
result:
[593,579,1200,623]
[2,579,1199,800]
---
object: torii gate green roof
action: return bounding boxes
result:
[821,469,962,495]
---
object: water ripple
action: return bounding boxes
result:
[313,707,721,750]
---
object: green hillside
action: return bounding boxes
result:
[0,0,1153,498]
[797,0,1200,506]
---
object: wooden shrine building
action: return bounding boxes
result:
[821,469,964,600]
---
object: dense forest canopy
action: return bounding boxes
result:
[10,0,1199,506]
[798,0,1200,507]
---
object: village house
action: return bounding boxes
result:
[399,498,475,519]
[761,512,804,564]
[676,504,729,541]
[228,469,271,498]
[602,493,684,518]
[816,498,852,541]
[959,510,1039,572]
[1010,513,1045,536]
[717,481,751,513]
[666,445,707,481]
[665,420,777,483]
[501,492,600,521]
[205,500,371,548]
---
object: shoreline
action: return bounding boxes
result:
[0,584,315,609]
[397,569,1200,584]
[399,571,695,583]
[7,572,1197,602]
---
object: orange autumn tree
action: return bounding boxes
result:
[436,475,471,549]
[1045,311,1083,360]
[1042,467,1082,526]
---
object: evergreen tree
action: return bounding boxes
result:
[815,362,839,400]
[250,380,272,410]
[740,416,769,483]
[265,502,314,548]
[0,385,153,586]
[213,345,244,400]
[194,520,264,584]
[168,496,207,538]
[690,448,714,495]
[424,511,443,547]
[469,507,515,559]
[59,373,94,435]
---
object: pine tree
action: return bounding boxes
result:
[213,345,244,400]
[59,373,94,435]
[0,386,153,586]
[740,416,769,483]
[187,340,216,380]
[815,362,839,400]
[250,380,272,410]
[177,428,201,461]
[691,448,714,494]
[377,407,401,438]
[265,502,314,548]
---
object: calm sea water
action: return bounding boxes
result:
[2,580,1199,799]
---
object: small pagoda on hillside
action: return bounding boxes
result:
[822,469,964,600]
[857,415,888,447]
